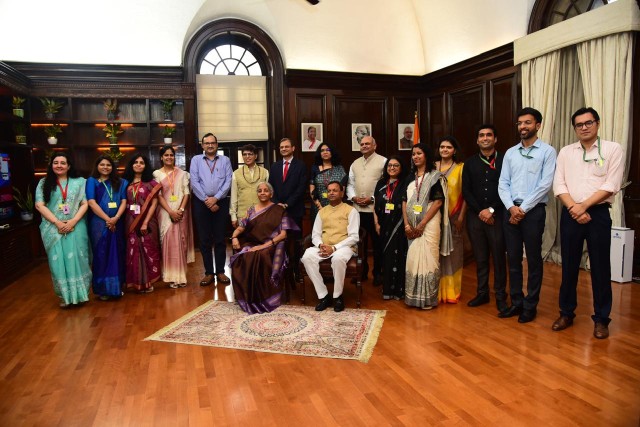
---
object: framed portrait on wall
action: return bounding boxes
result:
[301,123,323,152]
[398,123,414,150]
[351,123,371,151]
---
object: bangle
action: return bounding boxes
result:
[271,239,275,246]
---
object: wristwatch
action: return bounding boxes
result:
[178,207,185,212]
[488,207,495,215]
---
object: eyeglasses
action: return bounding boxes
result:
[574,120,597,130]
[242,152,256,156]
[387,164,401,168]
[320,148,331,152]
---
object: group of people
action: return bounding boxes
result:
[35,106,623,339]
[35,146,195,308]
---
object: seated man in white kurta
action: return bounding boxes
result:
[302,181,360,312]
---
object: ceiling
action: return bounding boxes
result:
[0,0,537,75]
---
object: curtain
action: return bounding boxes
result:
[576,32,635,228]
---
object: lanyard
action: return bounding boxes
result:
[166,168,176,195]
[479,151,497,169]
[385,179,398,201]
[57,179,69,202]
[518,145,537,159]
[131,181,142,202]
[582,137,605,165]
[242,166,262,184]
[101,181,114,201]
[205,157,218,174]
[414,173,425,197]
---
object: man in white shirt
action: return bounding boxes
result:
[302,181,360,312]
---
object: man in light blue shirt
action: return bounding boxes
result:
[498,107,556,324]
[190,133,233,286]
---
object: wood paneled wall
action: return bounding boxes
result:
[284,44,520,170]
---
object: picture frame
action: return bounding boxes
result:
[351,123,372,151]
[301,123,323,152]
[398,123,414,150]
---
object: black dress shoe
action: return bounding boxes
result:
[315,294,332,311]
[333,295,345,312]
[497,305,522,318]
[594,322,609,339]
[496,299,508,315]
[467,293,490,307]
[518,309,537,323]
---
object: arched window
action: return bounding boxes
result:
[199,43,263,76]
[529,0,617,32]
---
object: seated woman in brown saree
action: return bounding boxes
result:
[229,182,298,314]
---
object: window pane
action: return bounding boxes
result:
[204,49,222,64]
[200,62,214,74]
[243,51,257,64]
[231,45,246,60]
[247,63,263,76]
[235,65,249,76]
[214,65,229,75]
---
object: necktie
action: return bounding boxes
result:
[283,160,289,181]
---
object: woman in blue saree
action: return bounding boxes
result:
[86,155,128,300]
[35,153,92,308]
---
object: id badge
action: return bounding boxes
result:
[62,204,70,215]
[169,195,178,202]
[108,202,117,209]
[413,204,423,214]
[58,203,65,211]
[321,192,328,199]
[385,203,395,211]
[134,205,141,215]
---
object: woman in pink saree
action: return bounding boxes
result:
[153,146,195,288]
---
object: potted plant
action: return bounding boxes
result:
[103,123,124,144]
[13,123,27,144]
[40,97,64,120]
[162,125,176,143]
[160,99,176,121]
[12,96,26,118]
[44,124,63,145]
[103,98,118,121]
[12,185,34,221]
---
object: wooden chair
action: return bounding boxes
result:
[297,227,367,308]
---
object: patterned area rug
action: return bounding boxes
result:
[145,301,385,363]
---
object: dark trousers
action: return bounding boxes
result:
[359,212,381,278]
[466,212,507,300]
[503,203,546,311]
[559,204,612,325]
[193,197,229,275]
[288,216,303,276]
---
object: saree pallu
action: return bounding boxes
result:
[86,177,128,297]
[36,177,92,305]
[310,165,347,219]
[404,171,452,309]
[125,180,162,291]
[229,204,297,314]
[154,168,195,284]
[439,163,464,303]
[374,178,407,298]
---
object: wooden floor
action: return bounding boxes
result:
[1,252,639,427]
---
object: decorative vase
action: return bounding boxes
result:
[47,137,58,145]
[45,112,55,120]
[15,135,27,144]
[13,108,24,118]
[107,111,116,121]
[20,211,34,221]
[108,136,119,145]
[163,137,172,144]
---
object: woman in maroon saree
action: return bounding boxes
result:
[229,182,297,314]
[123,154,162,293]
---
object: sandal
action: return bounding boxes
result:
[177,283,187,288]
[169,283,179,289]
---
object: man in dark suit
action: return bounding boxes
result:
[269,137,307,277]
